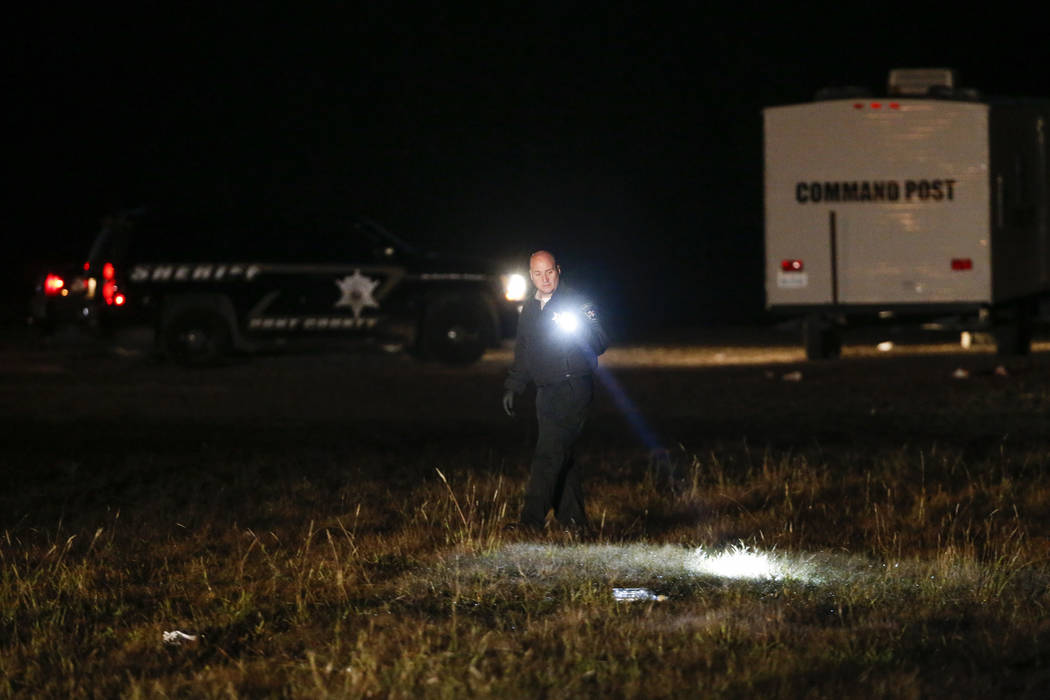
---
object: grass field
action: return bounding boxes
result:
[3,329,1050,697]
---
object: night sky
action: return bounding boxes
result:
[8,6,1050,332]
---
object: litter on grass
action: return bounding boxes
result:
[613,587,668,602]
[163,630,199,645]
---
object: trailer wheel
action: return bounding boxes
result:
[803,315,841,360]
[162,307,233,366]
[994,311,1032,357]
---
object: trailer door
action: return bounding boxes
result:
[765,100,992,308]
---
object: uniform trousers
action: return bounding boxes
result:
[521,374,593,529]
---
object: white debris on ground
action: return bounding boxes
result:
[781,370,803,382]
[876,341,894,352]
[952,368,970,379]
[162,630,199,646]
[613,587,667,602]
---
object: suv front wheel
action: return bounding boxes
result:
[421,296,492,365]
[161,307,233,366]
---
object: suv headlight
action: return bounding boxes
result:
[502,273,527,302]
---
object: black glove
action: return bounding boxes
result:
[502,389,516,417]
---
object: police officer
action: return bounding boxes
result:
[502,250,608,532]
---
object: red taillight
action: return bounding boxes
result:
[102,262,116,304]
[951,258,973,271]
[44,274,65,295]
[44,274,65,294]
[100,262,125,305]
[780,259,804,272]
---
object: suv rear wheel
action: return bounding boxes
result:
[162,308,233,366]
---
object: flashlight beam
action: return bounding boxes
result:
[593,363,663,452]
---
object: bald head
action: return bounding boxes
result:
[529,250,561,296]
[530,250,556,268]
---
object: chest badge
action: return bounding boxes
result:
[335,270,380,320]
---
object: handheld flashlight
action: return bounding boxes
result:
[553,311,579,333]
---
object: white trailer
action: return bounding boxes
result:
[764,69,1050,358]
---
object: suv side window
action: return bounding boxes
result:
[102,211,232,263]
[332,227,387,263]
[243,216,389,264]
[92,208,405,266]
[282,223,377,264]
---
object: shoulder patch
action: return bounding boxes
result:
[580,302,598,321]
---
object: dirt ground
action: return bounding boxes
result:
[4,324,1048,483]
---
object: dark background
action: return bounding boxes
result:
[7,5,1050,336]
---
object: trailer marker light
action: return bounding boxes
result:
[853,103,863,110]
[780,259,804,272]
[890,102,900,110]
[951,258,973,271]
[102,262,115,281]
[871,102,882,109]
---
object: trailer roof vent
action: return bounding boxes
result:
[888,68,957,96]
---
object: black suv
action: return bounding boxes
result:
[30,207,526,365]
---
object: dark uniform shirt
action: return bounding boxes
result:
[505,284,609,393]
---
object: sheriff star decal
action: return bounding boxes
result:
[334,270,380,320]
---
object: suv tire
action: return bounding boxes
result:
[162,307,233,366]
[422,296,491,365]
